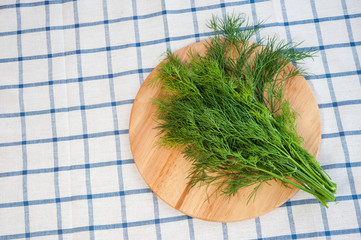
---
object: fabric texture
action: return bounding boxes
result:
[0,0,360,239]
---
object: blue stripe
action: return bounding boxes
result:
[255,217,263,239]
[250,0,261,42]
[190,0,201,43]
[0,188,152,209]
[285,202,296,239]
[132,0,144,85]
[0,215,190,240]
[152,194,162,240]
[0,222,360,240]
[0,129,129,147]
[45,3,63,239]
[1,189,359,211]
[220,0,226,19]
[0,99,134,118]
[307,70,361,80]
[1,8,360,38]
[222,223,229,240]
[15,1,31,238]
[161,0,171,50]
[322,130,361,139]
[131,5,155,240]
[0,34,359,72]
[0,68,153,90]
[322,161,361,170]
[72,2,95,238]
[187,217,195,240]
[0,0,75,10]
[251,228,361,240]
[320,206,331,240]
[282,194,361,208]
[318,99,361,109]
[102,0,129,238]
[0,0,269,36]
[280,0,292,43]
[341,0,361,85]
[1,29,361,66]
[297,41,361,52]
[0,159,134,178]
[311,0,361,232]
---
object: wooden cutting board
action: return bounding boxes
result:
[129,41,321,222]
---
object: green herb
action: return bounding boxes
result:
[150,15,336,207]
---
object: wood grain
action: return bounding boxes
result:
[129,41,322,222]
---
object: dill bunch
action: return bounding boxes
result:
[151,15,337,207]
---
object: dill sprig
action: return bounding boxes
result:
[151,15,337,207]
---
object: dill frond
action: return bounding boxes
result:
[152,14,336,207]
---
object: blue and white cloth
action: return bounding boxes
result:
[0,0,360,239]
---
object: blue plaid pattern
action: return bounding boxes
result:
[0,0,360,239]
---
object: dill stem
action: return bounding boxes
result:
[270,141,335,202]
[254,167,317,196]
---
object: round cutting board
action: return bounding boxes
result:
[129,41,321,222]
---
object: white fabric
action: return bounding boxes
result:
[0,0,360,239]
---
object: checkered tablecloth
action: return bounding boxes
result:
[0,0,360,239]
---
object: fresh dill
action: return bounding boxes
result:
[151,15,337,207]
